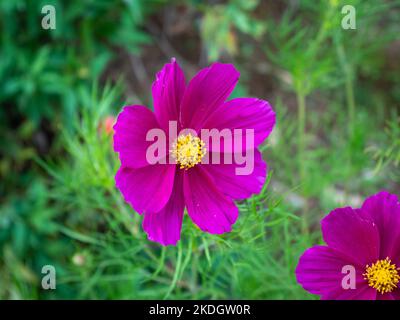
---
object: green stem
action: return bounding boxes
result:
[296,87,307,184]
[296,85,310,235]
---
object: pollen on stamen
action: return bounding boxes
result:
[170,133,206,169]
[363,257,400,294]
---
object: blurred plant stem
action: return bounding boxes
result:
[295,83,307,186]
[335,36,356,137]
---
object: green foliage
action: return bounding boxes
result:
[31,84,312,299]
[367,114,400,174]
[0,0,157,125]
[0,0,162,202]
[199,0,265,61]
[1,0,399,300]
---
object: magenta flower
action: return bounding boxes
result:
[296,191,400,300]
[113,59,275,246]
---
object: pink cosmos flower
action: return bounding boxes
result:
[113,59,275,246]
[296,191,400,300]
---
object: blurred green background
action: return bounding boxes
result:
[0,0,399,299]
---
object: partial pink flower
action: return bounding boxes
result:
[113,58,276,246]
[296,191,400,300]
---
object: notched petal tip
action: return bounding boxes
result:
[363,190,399,206]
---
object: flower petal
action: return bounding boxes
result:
[321,207,380,266]
[376,293,396,300]
[202,98,276,152]
[183,166,239,234]
[152,58,186,130]
[202,149,267,200]
[359,191,400,261]
[180,63,240,131]
[296,245,374,300]
[113,105,161,168]
[115,164,175,214]
[142,171,185,246]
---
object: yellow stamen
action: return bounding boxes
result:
[363,257,400,294]
[171,133,206,169]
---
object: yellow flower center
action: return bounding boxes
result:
[171,133,206,169]
[363,257,400,294]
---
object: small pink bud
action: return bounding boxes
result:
[99,116,116,135]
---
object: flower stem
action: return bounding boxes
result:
[296,86,310,234]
